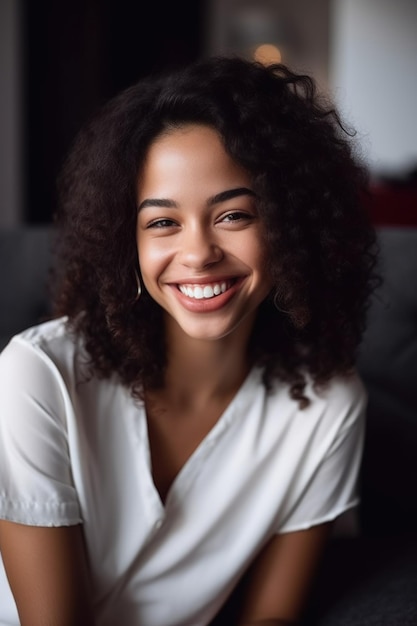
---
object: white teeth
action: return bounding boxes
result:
[178,282,228,299]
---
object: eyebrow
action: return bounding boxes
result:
[137,198,177,211]
[137,187,256,212]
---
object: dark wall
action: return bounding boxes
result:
[22,0,206,224]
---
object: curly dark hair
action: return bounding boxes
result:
[51,55,379,406]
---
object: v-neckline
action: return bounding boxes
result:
[141,365,260,508]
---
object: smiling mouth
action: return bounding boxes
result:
[177,280,235,300]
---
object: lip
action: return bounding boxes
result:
[173,275,238,286]
[169,276,246,313]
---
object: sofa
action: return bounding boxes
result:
[305,225,417,625]
[0,226,52,351]
[0,222,416,625]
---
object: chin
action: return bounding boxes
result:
[177,315,254,343]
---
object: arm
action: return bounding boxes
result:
[0,338,95,623]
[0,520,95,626]
[236,522,333,625]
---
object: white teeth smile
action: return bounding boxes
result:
[178,282,229,299]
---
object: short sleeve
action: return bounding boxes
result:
[277,374,367,533]
[0,337,82,526]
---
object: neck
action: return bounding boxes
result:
[161,320,254,405]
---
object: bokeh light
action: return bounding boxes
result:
[253,43,282,65]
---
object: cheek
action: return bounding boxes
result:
[242,233,271,273]
[253,242,273,289]
[137,238,171,281]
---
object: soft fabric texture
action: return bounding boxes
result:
[0,318,365,626]
[0,227,52,351]
[356,227,417,534]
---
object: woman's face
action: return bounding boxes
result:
[136,124,272,343]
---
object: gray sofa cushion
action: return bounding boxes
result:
[305,534,417,625]
[0,226,53,350]
[357,227,417,533]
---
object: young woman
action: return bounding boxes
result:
[0,56,378,625]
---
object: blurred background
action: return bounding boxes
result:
[1,0,416,226]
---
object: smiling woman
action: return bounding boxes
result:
[0,56,378,626]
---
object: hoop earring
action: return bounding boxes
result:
[135,270,142,301]
[273,292,288,314]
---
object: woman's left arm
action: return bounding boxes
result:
[236,522,333,625]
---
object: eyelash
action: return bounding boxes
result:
[146,212,253,229]
[221,211,253,222]
[147,219,177,229]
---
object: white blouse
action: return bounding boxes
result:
[0,318,366,626]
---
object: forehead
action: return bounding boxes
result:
[137,124,252,202]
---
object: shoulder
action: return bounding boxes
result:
[266,369,366,418]
[262,370,367,448]
[1,317,82,370]
[0,317,130,421]
[301,372,367,459]
[0,317,89,400]
[2,316,74,351]
[309,371,367,416]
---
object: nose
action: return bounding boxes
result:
[179,225,223,269]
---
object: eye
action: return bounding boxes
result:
[220,211,254,223]
[146,218,178,229]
